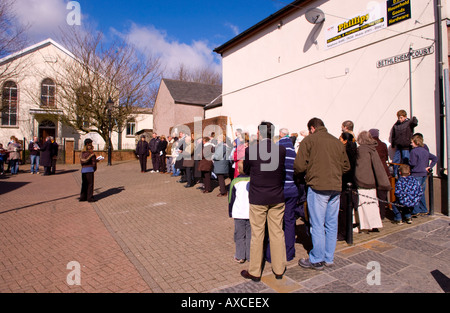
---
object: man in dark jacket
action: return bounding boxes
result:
[149,132,161,172]
[29,136,41,174]
[295,118,350,270]
[240,121,287,282]
[136,135,149,173]
[389,110,418,177]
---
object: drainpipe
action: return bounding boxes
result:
[436,0,445,175]
[444,69,450,216]
[437,0,450,215]
[409,45,414,118]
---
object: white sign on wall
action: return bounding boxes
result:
[325,2,388,49]
[376,45,435,68]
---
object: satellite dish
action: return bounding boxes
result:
[305,8,325,24]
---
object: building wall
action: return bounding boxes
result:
[153,80,175,136]
[0,44,68,146]
[219,0,446,161]
[172,103,205,135]
[204,107,224,120]
[0,41,152,150]
[153,80,209,137]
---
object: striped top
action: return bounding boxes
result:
[277,136,298,198]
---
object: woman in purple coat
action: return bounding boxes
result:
[409,134,438,216]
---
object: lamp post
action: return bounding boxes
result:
[107,97,114,166]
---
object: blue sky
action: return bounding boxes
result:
[81,0,284,45]
[12,0,287,75]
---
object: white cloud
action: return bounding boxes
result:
[10,1,221,76]
[11,0,87,43]
[225,23,240,36]
[117,23,221,76]
[11,0,68,39]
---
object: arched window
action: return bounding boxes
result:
[41,78,56,107]
[1,81,18,126]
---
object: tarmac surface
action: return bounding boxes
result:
[0,160,449,294]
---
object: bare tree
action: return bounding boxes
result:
[0,0,29,81]
[170,63,222,86]
[50,28,163,150]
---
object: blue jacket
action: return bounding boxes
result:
[409,146,437,177]
[213,142,231,174]
[277,136,298,198]
[395,175,423,207]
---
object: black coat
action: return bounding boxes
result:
[136,140,149,156]
[389,117,418,149]
[243,139,286,205]
[40,140,52,167]
[28,141,41,156]
[158,140,168,155]
[51,141,59,158]
[149,137,161,154]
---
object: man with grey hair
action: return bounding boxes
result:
[29,136,41,174]
[265,127,300,263]
[279,128,289,137]
[40,136,53,176]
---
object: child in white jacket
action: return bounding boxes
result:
[228,162,251,263]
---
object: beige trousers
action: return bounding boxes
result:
[248,202,286,277]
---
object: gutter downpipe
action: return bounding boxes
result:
[436,0,450,215]
[444,69,450,216]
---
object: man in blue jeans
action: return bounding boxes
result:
[29,137,41,174]
[294,118,350,270]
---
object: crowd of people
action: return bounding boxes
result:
[0,135,59,176]
[1,109,438,281]
[138,110,438,280]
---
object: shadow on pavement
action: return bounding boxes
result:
[0,181,31,196]
[52,169,79,175]
[431,270,450,293]
[0,193,79,215]
[94,186,125,200]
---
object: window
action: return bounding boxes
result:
[41,78,56,107]
[1,81,18,126]
[76,86,91,128]
[126,121,136,136]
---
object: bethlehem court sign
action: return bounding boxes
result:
[376,45,435,68]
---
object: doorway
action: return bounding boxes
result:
[38,120,56,143]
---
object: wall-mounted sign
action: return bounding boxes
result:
[376,45,434,68]
[325,1,412,49]
[387,0,411,26]
[325,2,387,49]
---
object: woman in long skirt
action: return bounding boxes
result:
[354,131,391,232]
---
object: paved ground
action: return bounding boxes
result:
[0,160,449,294]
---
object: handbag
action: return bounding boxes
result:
[198,159,213,172]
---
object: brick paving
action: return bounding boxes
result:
[0,161,449,293]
